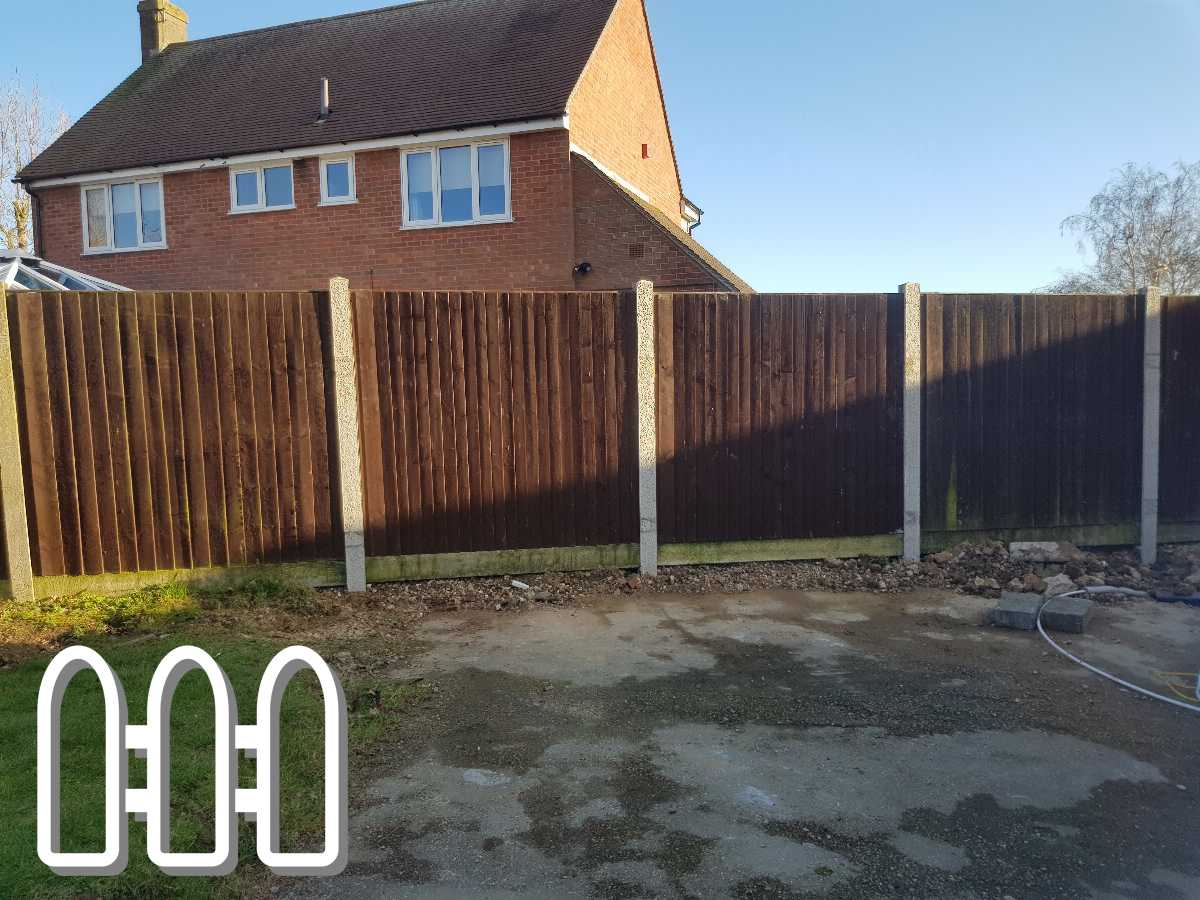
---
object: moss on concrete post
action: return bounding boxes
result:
[635,280,658,575]
[329,278,367,592]
[0,292,33,601]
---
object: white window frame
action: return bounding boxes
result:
[79,177,167,254]
[228,162,296,214]
[400,138,512,229]
[319,154,357,206]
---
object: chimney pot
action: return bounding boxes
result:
[137,0,189,63]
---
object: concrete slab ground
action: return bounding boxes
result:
[283,589,1200,900]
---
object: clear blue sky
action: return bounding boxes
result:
[8,0,1200,291]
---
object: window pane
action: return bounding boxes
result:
[406,152,433,222]
[235,171,258,207]
[13,268,41,289]
[111,183,138,249]
[85,188,108,248]
[325,161,350,199]
[477,145,506,216]
[57,273,91,290]
[139,182,163,243]
[263,166,293,207]
[439,146,472,222]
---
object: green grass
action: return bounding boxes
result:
[0,582,427,899]
[0,583,199,647]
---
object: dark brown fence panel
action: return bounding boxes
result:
[6,291,340,578]
[922,294,1142,535]
[1161,295,1200,525]
[353,291,638,556]
[656,293,902,544]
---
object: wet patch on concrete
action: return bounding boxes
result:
[286,590,1200,899]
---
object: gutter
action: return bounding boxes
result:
[19,115,569,189]
[30,189,45,257]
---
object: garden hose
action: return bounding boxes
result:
[1036,590,1200,714]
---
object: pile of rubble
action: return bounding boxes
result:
[354,541,1200,613]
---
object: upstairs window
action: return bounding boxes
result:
[401,140,510,228]
[81,178,166,253]
[230,163,294,213]
[320,155,356,205]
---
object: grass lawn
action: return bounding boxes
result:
[0,580,423,899]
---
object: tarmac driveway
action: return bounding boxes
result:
[287,588,1200,899]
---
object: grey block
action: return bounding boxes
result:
[987,592,1044,631]
[1041,595,1093,634]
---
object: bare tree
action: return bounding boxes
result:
[1045,161,1200,295]
[0,75,69,251]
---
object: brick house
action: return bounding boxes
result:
[18,0,749,293]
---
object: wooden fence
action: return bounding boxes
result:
[0,286,1195,598]
[3,290,341,585]
[1161,295,1200,530]
[655,293,901,547]
[921,294,1143,542]
[352,291,638,563]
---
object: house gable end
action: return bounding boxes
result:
[566,0,684,223]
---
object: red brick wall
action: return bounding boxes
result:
[572,156,719,292]
[33,129,578,292]
[567,0,683,222]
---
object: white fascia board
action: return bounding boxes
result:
[568,144,652,203]
[25,117,568,189]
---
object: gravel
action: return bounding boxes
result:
[335,542,1200,614]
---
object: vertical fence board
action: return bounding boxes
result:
[115,295,153,571]
[103,294,140,571]
[212,292,246,565]
[232,294,264,562]
[1161,296,1200,524]
[194,292,228,565]
[170,292,207,567]
[306,291,335,558]
[287,293,317,560]
[355,292,385,557]
[13,294,62,575]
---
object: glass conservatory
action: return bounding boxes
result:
[0,250,129,292]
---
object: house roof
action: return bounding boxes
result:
[573,154,753,293]
[19,0,618,183]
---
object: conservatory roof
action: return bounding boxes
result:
[0,252,130,292]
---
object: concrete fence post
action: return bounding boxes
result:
[0,291,34,600]
[1140,285,1163,565]
[900,282,922,561]
[635,280,658,575]
[328,278,367,592]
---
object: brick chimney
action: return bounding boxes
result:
[137,0,189,62]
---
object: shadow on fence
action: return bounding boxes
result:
[0,289,1196,586]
